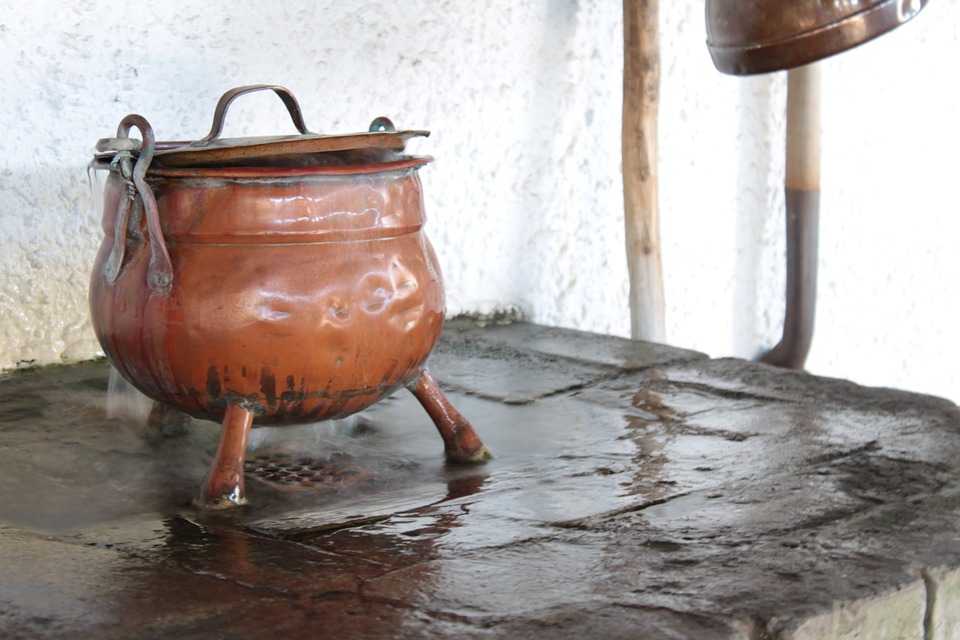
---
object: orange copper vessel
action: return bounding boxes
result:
[90,86,489,508]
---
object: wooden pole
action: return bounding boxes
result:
[623,0,666,343]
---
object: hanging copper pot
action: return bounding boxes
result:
[705,0,928,75]
[90,85,490,508]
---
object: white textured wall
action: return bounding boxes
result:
[1,1,958,403]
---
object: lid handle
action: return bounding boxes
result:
[197,85,314,145]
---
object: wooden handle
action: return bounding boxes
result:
[623,0,666,343]
[786,63,821,191]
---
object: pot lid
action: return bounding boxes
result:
[95,85,429,168]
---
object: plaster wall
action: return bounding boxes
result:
[1,1,957,403]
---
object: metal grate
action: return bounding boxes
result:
[244,452,377,489]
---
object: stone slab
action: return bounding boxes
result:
[1,322,959,639]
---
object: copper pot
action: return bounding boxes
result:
[90,86,489,508]
[705,0,928,75]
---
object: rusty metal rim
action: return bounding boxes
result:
[92,155,433,179]
[151,129,429,168]
[148,156,433,178]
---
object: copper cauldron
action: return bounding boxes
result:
[90,85,490,508]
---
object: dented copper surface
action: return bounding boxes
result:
[89,85,489,509]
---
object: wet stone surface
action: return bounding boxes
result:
[1,320,960,639]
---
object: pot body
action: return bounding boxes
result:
[90,161,445,424]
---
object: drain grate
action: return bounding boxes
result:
[245,452,377,489]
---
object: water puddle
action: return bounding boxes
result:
[0,361,652,541]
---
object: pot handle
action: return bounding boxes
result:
[99,115,174,295]
[196,84,314,145]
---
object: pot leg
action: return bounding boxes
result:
[144,400,190,440]
[196,404,253,509]
[408,370,491,463]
